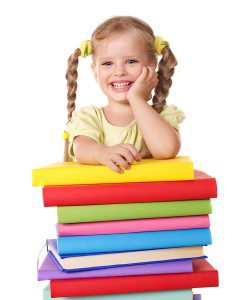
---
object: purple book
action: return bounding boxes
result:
[38,253,193,281]
[193,295,201,300]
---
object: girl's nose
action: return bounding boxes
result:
[114,63,126,76]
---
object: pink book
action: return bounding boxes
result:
[58,215,210,236]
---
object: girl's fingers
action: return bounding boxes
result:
[112,154,131,170]
[142,66,148,73]
[140,66,156,83]
[116,147,135,165]
[152,75,158,82]
[139,66,148,80]
[149,67,157,79]
[146,67,158,84]
[105,160,124,173]
[122,144,142,162]
[153,78,159,87]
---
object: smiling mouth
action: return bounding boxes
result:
[111,81,132,88]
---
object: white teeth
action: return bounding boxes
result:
[112,82,131,88]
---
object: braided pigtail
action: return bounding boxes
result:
[152,46,177,114]
[64,48,81,162]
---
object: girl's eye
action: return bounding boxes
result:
[102,61,112,66]
[126,59,138,64]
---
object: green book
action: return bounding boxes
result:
[44,285,193,300]
[57,200,212,223]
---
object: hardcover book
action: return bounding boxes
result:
[32,156,194,186]
[46,239,205,272]
[38,251,195,280]
[43,170,216,207]
[57,228,211,256]
[58,215,210,236]
[50,259,218,297]
[57,200,212,223]
[44,286,195,300]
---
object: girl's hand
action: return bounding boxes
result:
[98,143,142,173]
[127,66,158,102]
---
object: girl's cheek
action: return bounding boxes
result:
[97,70,109,82]
[131,67,143,80]
[97,65,109,74]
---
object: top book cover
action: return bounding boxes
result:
[32,156,194,186]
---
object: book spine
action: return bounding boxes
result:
[57,228,212,255]
[44,287,193,300]
[57,215,210,236]
[33,158,194,186]
[57,200,212,224]
[43,178,217,207]
[50,270,218,297]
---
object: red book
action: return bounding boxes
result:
[50,259,219,298]
[43,170,217,207]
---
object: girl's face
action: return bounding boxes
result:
[91,30,156,104]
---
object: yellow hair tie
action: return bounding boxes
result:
[63,131,70,140]
[154,36,169,56]
[79,40,92,58]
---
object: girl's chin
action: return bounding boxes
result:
[106,94,129,104]
[106,90,129,102]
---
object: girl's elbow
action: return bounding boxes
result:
[154,144,181,160]
[154,152,177,160]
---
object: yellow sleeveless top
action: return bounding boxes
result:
[66,104,185,158]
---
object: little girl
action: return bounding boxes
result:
[64,16,185,173]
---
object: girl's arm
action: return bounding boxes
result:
[73,136,142,172]
[127,66,181,159]
[73,136,107,165]
[129,97,181,159]
[139,137,153,159]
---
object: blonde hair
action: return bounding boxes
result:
[64,16,177,162]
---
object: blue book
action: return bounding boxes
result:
[57,228,212,256]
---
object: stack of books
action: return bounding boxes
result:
[32,156,219,300]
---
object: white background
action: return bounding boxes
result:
[1,0,248,299]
